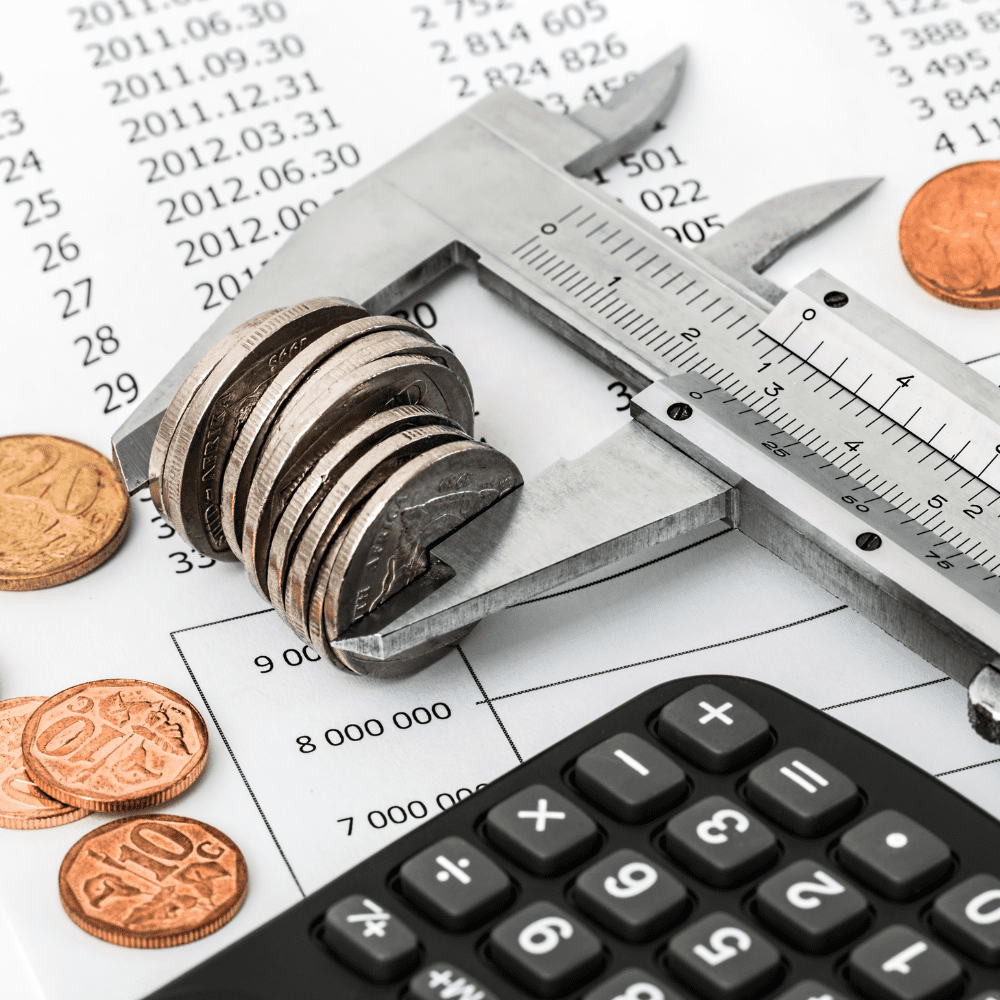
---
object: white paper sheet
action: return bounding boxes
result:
[3,2,1000,996]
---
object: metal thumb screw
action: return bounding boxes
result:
[856,532,882,551]
[667,403,693,421]
[969,665,1000,744]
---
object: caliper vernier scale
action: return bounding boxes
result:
[113,48,1000,742]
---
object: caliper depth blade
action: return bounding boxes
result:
[696,177,882,306]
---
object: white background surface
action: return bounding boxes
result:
[3,1,1000,996]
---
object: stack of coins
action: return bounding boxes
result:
[1,680,248,949]
[148,298,522,676]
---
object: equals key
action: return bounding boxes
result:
[575,732,687,822]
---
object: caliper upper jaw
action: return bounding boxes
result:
[564,45,686,177]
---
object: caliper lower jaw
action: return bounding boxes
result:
[332,419,736,662]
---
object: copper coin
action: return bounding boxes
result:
[59,813,247,948]
[899,160,1000,308]
[22,680,208,812]
[0,697,90,829]
[0,435,130,591]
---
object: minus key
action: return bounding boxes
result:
[575,732,687,822]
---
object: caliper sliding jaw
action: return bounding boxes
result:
[113,47,1000,743]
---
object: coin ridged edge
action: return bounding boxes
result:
[219,315,435,556]
[265,406,461,614]
[158,297,366,557]
[148,308,283,513]
[0,804,92,830]
[0,696,92,827]
[241,352,473,599]
[288,424,473,643]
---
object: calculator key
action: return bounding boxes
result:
[575,731,687,822]
[755,859,868,952]
[931,872,1000,964]
[574,848,687,941]
[399,835,512,930]
[745,748,858,836]
[838,810,951,901]
[321,894,419,982]
[774,982,850,1000]
[489,900,603,997]
[583,967,686,1000]
[663,794,778,888]
[847,925,962,1000]
[486,783,598,876]
[656,683,771,773]
[666,911,782,1000]
[409,961,499,1000]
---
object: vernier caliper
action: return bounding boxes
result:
[113,48,1000,744]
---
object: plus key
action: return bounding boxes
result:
[657,684,771,772]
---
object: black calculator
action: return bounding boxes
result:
[148,676,1000,1000]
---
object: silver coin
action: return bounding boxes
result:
[149,307,280,515]
[311,517,477,678]
[241,349,474,598]
[282,422,473,642]
[313,439,521,672]
[219,315,446,557]
[266,405,465,617]
[152,297,368,559]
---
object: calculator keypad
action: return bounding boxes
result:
[663,793,778,887]
[574,847,687,941]
[399,835,512,930]
[847,924,963,1000]
[489,900,604,997]
[666,911,782,999]
[838,809,951,901]
[575,731,687,822]
[159,677,1000,1000]
[656,683,771,772]
[745,747,858,836]
[486,783,598,875]
[755,859,868,952]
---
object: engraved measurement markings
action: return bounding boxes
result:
[688,378,1000,610]
[509,205,1000,576]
